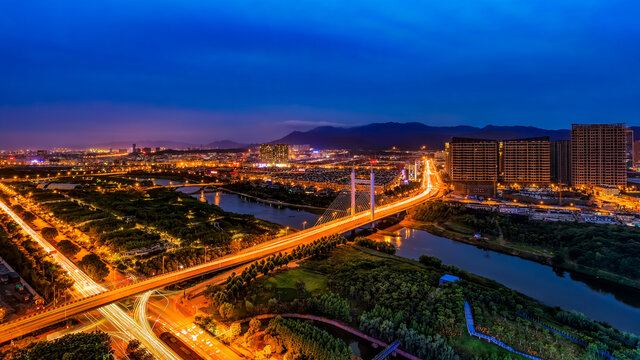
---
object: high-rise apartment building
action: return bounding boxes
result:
[446,138,499,196]
[571,123,627,187]
[500,137,550,185]
[634,140,640,167]
[259,143,289,164]
[550,140,571,185]
[626,129,634,169]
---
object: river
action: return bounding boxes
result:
[382,227,640,335]
[170,184,319,230]
[147,178,640,335]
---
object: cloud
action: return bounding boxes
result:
[280,120,354,128]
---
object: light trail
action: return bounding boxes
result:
[0,200,182,360]
[0,159,443,345]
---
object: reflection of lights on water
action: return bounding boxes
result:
[214,192,220,206]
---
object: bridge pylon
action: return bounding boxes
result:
[370,163,375,222]
[351,167,356,216]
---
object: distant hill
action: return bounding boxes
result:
[273,122,576,150]
[90,140,197,150]
[81,139,249,150]
[206,140,249,149]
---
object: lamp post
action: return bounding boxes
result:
[302,221,307,230]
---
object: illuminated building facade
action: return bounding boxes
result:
[446,137,499,197]
[259,144,289,164]
[571,123,627,187]
[501,137,550,185]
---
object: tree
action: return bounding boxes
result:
[11,331,113,360]
[295,280,307,298]
[244,300,254,315]
[247,318,261,336]
[126,339,153,360]
[419,254,442,268]
[228,322,242,341]
[219,302,234,320]
[41,227,59,242]
[78,253,109,281]
[57,239,80,256]
[22,211,36,223]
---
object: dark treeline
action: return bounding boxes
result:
[224,181,336,208]
[263,316,353,360]
[4,331,113,360]
[0,214,73,302]
[354,237,396,254]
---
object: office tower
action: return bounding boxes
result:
[259,144,289,164]
[501,137,550,185]
[445,137,499,197]
[571,123,627,187]
[550,140,571,185]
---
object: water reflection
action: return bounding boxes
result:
[384,227,640,335]
[194,190,319,230]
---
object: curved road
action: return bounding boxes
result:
[0,160,443,346]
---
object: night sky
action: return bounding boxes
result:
[1,1,639,149]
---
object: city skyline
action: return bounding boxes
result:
[2,2,640,359]
[2,1,640,148]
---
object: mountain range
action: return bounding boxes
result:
[83,140,249,151]
[272,122,567,150]
[273,122,640,150]
[82,122,639,151]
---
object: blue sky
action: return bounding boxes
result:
[1,1,639,148]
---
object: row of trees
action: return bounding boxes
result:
[307,292,352,322]
[209,235,348,306]
[263,316,353,360]
[5,331,113,360]
[225,181,337,208]
[554,311,640,356]
[354,237,396,254]
[0,215,74,302]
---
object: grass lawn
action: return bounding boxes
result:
[443,221,477,237]
[452,331,529,360]
[252,267,327,304]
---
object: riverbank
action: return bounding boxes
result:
[402,218,640,290]
[214,187,327,212]
[210,243,639,358]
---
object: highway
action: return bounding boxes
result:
[0,160,443,346]
[0,199,182,360]
[138,290,244,360]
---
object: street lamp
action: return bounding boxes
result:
[302,221,307,230]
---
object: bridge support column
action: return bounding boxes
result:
[351,168,356,216]
[370,165,375,223]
